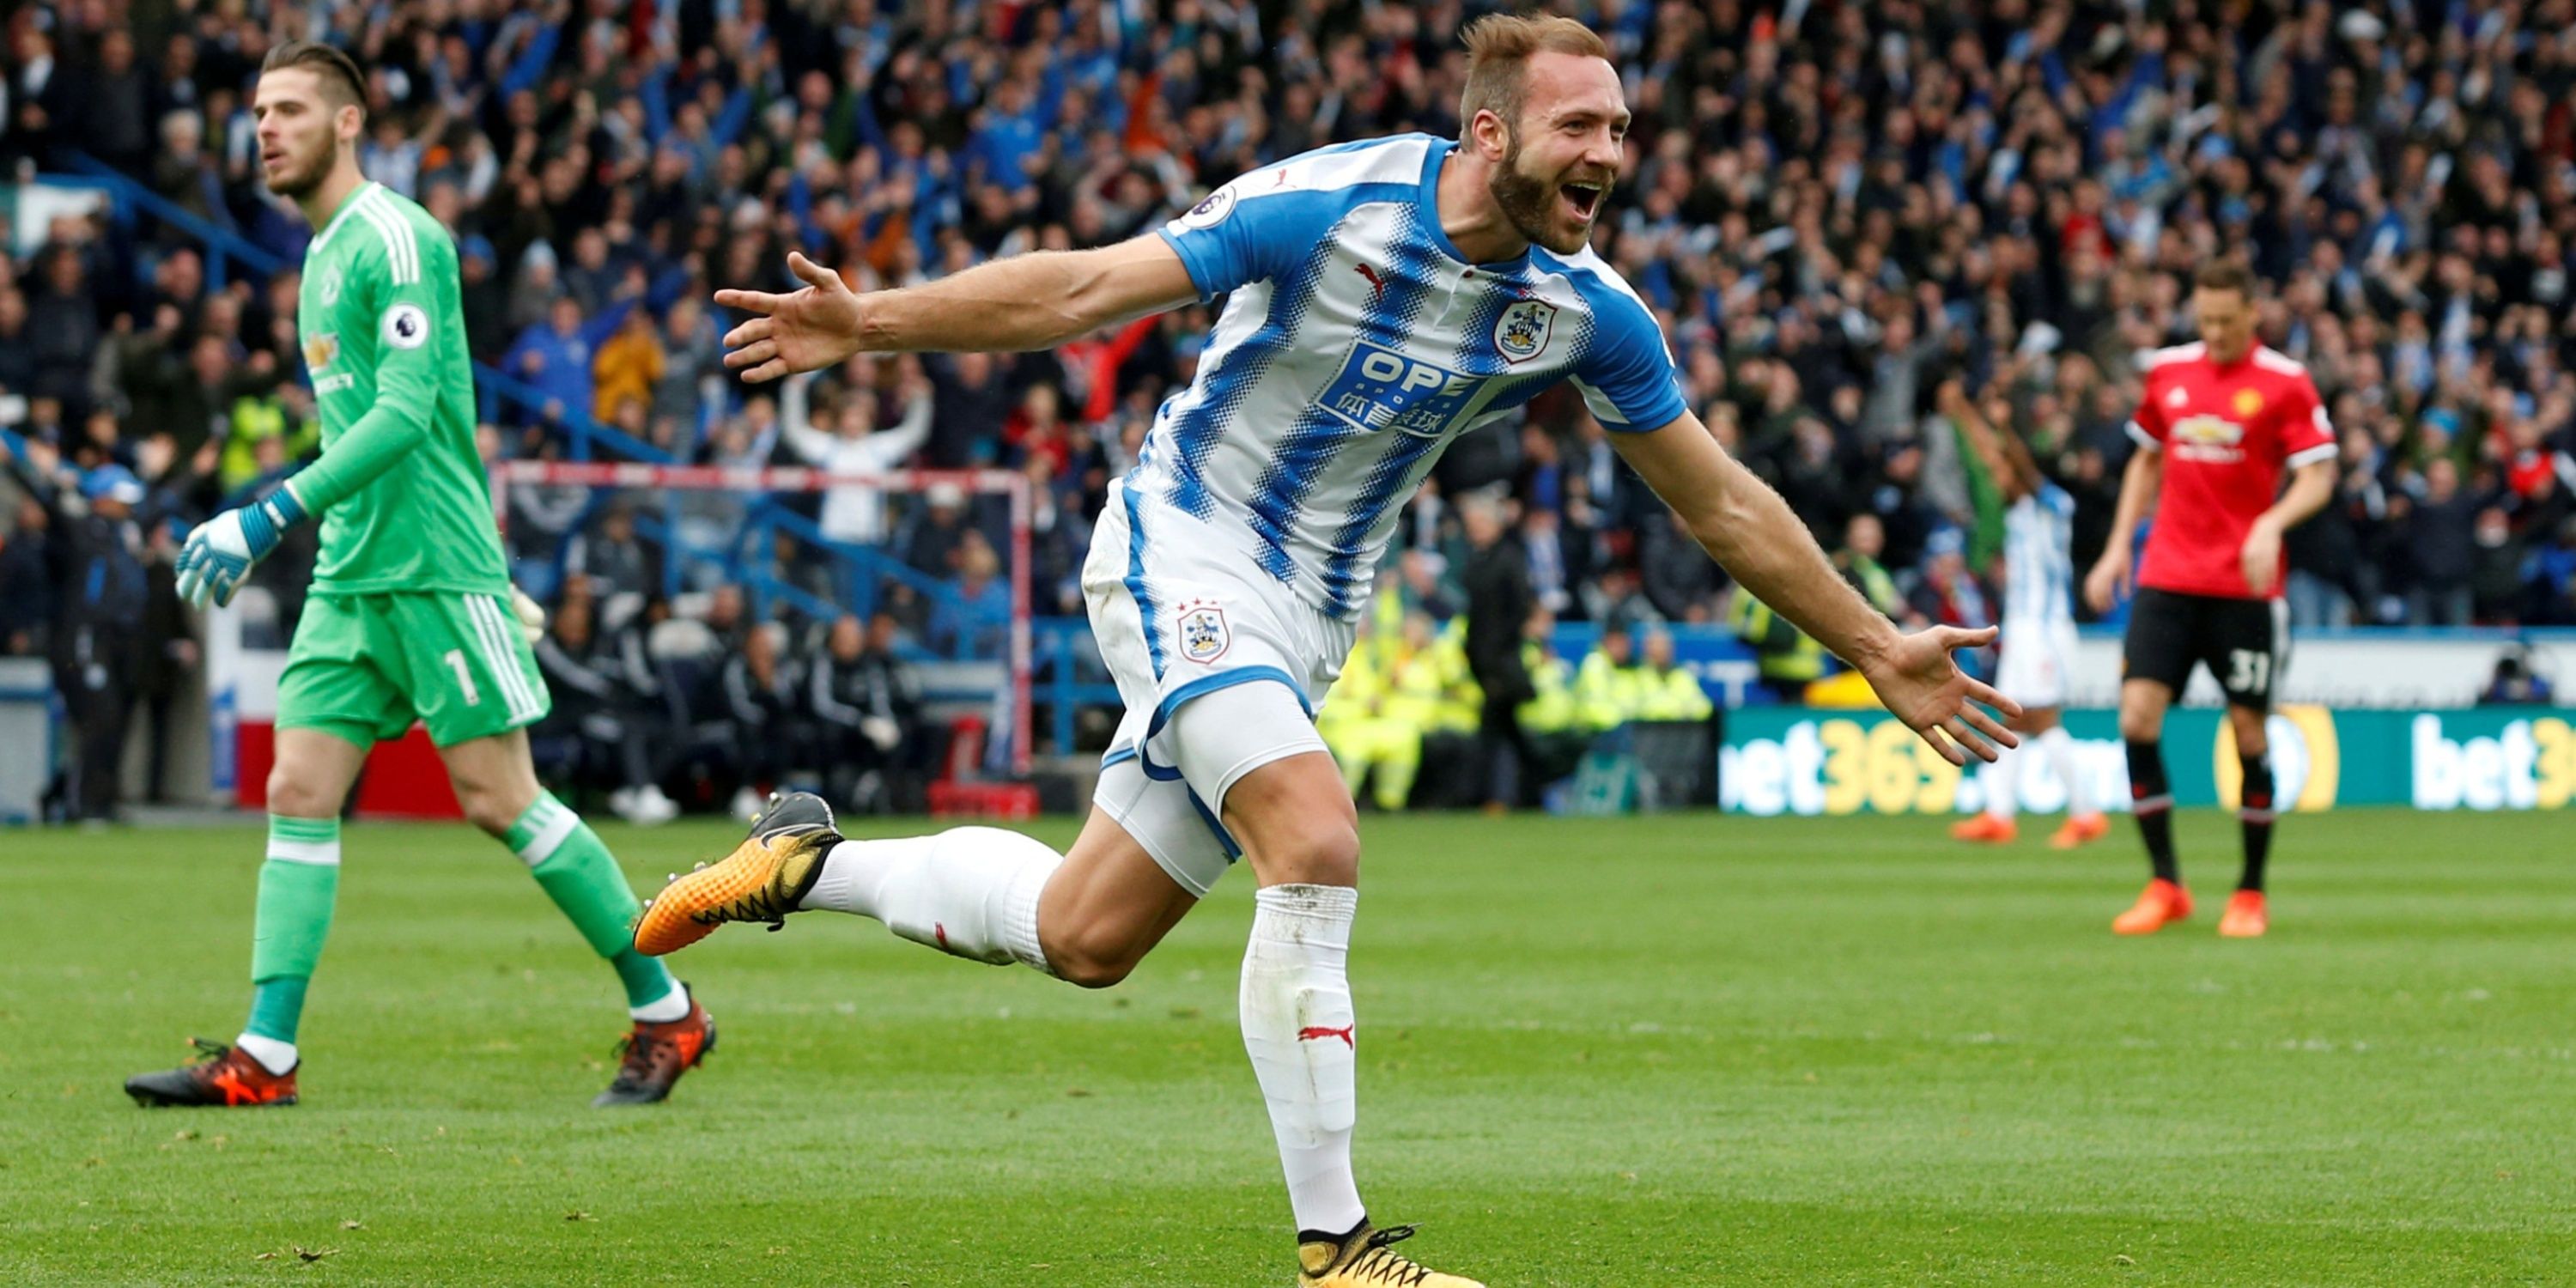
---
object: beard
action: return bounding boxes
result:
[1485,130,1607,257]
[263,137,334,200]
[1486,133,1564,253]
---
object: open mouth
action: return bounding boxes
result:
[1560,180,1604,222]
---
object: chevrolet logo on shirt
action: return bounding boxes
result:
[2171,414,2247,462]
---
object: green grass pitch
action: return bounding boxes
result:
[3,809,2571,1285]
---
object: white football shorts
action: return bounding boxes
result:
[1080,478,1350,896]
[1995,617,2080,711]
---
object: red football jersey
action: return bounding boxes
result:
[2125,343,2337,599]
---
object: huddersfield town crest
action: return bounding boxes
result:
[1495,298,1555,364]
[1176,600,1230,665]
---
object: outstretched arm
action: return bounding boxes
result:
[1613,410,2021,764]
[1939,380,2032,503]
[716,238,1200,381]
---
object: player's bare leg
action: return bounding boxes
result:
[2218,703,2274,938]
[125,728,366,1106]
[2014,707,2108,848]
[1034,810,1202,984]
[1223,751,1482,1288]
[2113,678,2194,934]
[443,730,708,1104]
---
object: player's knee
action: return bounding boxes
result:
[2117,703,2163,743]
[1046,923,1145,990]
[451,783,527,838]
[1255,821,1362,889]
[264,767,337,819]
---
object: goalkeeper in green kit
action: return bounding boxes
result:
[125,42,714,1109]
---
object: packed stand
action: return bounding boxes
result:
[5,0,2576,814]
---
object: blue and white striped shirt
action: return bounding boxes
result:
[1139,133,1687,620]
[2002,482,2078,631]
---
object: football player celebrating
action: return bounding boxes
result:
[641,15,2015,1285]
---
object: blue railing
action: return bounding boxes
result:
[46,156,674,467]
[1036,616,1121,754]
[46,157,1003,656]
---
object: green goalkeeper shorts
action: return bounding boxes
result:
[277,591,552,750]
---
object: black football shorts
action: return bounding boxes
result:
[2120,587,2289,708]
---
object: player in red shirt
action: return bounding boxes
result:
[2083,261,2337,939]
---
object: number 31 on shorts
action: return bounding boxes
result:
[2227,648,2269,695]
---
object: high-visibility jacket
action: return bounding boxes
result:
[1517,642,1581,732]
[1572,651,1643,729]
[1728,591,1826,685]
[1633,664,1714,720]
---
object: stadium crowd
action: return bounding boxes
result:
[4,0,2576,817]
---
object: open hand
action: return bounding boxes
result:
[715,252,864,383]
[1856,625,2023,766]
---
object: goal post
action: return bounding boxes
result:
[489,458,1035,778]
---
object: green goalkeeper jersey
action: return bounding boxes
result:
[293,180,507,596]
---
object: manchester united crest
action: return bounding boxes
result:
[1176,599,1230,665]
[1494,298,1556,364]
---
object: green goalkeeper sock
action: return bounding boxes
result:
[244,816,343,1044]
[506,793,679,1012]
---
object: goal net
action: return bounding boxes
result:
[490,458,1036,779]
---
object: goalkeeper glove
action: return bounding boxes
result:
[510,586,546,644]
[175,486,309,609]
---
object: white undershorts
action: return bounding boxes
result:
[1080,480,1350,896]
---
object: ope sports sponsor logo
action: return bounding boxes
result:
[1317,343,1486,438]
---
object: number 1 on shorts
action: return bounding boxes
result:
[442,647,482,707]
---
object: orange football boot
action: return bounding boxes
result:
[2111,878,2194,935]
[2216,889,2269,939]
[2050,813,2111,849]
[125,1039,299,1107]
[634,792,839,956]
[1950,813,2018,843]
[594,985,716,1106]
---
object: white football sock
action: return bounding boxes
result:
[1982,744,2020,820]
[1241,883,1366,1238]
[799,829,1060,975]
[234,1031,298,1076]
[629,978,692,1023]
[2039,726,2095,816]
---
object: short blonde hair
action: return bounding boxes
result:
[1458,13,1613,138]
